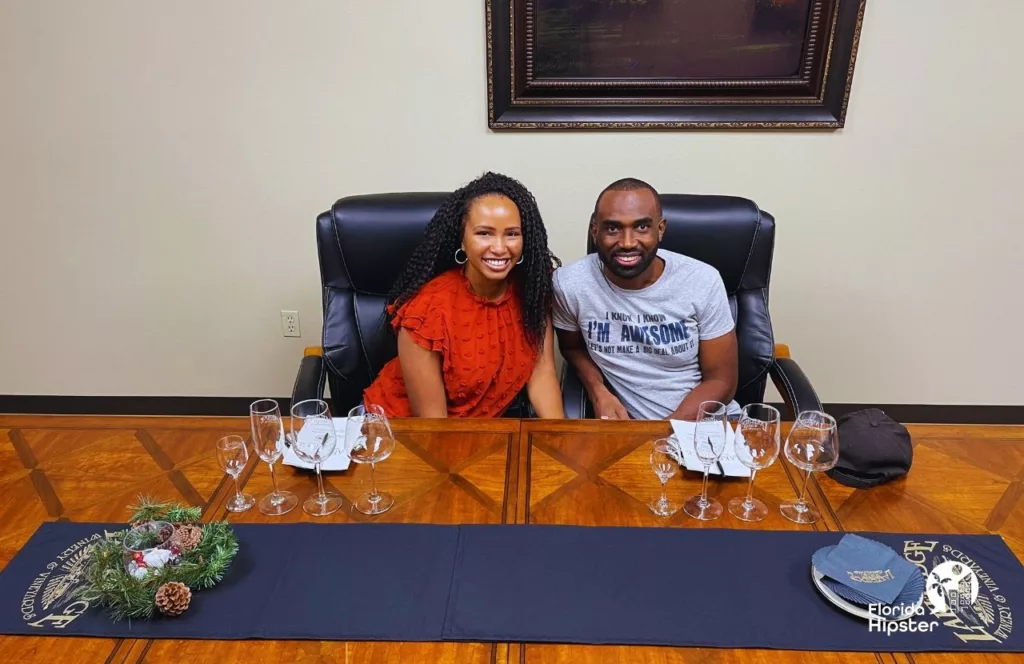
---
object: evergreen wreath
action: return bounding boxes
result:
[77,496,239,621]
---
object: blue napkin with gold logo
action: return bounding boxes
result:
[815,534,918,605]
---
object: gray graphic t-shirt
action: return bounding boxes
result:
[552,250,736,420]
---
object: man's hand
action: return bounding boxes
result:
[593,389,630,420]
[555,328,627,420]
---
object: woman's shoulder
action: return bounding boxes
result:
[419,268,463,294]
[404,269,463,308]
[390,269,462,319]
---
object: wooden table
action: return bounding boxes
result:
[1,415,1022,663]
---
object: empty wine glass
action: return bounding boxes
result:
[346,404,396,515]
[649,438,680,517]
[250,399,298,516]
[683,400,728,520]
[216,435,255,513]
[290,399,343,517]
[781,410,839,524]
[728,403,781,522]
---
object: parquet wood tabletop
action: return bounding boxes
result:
[0,414,1021,663]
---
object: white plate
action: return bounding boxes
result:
[280,417,352,472]
[811,563,923,622]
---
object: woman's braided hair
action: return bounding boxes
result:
[387,172,560,348]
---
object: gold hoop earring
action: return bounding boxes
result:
[454,248,468,265]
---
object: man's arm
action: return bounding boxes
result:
[550,268,628,419]
[670,330,738,421]
[556,328,630,419]
[396,328,448,418]
[527,318,565,418]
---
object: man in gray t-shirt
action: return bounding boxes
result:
[552,178,739,421]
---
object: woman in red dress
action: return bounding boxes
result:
[363,172,565,419]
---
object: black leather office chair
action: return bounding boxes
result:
[291,193,533,417]
[560,194,822,420]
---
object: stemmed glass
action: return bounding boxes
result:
[781,410,839,524]
[728,403,781,522]
[346,404,396,515]
[216,435,255,513]
[649,438,680,516]
[289,399,343,517]
[683,401,728,520]
[250,399,298,516]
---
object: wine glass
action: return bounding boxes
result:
[289,399,343,517]
[346,404,396,515]
[649,438,680,516]
[216,435,255,513]
[683,401,728,520]
[250,399,298,516]
[780,410,839,524]
[728,403,781,522]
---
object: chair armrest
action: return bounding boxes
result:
[291,347,326,406]
[560,362,593,419]
[769,346,823,420]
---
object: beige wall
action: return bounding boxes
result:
[1,0,1022,405]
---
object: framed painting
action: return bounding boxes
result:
[486,0,868,129]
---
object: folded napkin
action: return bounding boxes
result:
[815,534,919,605]
[281,417,352,471]
[669,420,751,477]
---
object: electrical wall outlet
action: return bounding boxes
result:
[280,310,301,337]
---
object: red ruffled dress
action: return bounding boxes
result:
[363,268,538,418]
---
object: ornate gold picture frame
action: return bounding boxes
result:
[486,0,867,130]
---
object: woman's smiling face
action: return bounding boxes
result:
[461,193,523,285]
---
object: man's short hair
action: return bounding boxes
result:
[591,177,663,221]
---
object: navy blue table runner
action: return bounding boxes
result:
[444,525,1022,652]
[1,522,1020,653]
[1,522,460,641]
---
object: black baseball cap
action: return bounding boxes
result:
[827,408,913,489]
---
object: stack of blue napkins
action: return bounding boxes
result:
[813,534,924,610]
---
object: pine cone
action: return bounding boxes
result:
[154,582,191,617]
[172,524,203,552]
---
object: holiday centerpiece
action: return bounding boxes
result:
[76,496,239,620]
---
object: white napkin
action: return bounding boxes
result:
[280,417,353,472]
[669,419,751,477]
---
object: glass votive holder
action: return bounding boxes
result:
[123,521,176,578]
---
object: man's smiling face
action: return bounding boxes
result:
[591,188,665,281]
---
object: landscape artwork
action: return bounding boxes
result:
[533,0,813,80]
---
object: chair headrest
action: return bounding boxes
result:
[319,192,449,295]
